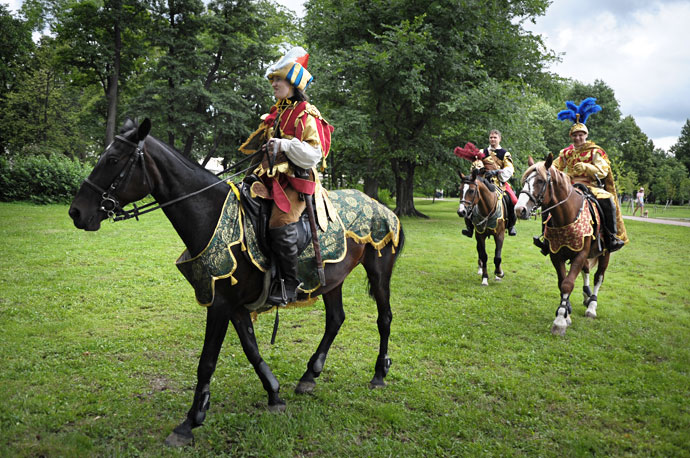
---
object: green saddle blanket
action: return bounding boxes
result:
[471,191,504,234]
[176,186,400,308]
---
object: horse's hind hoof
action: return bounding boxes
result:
[369,378,386,389]
[165,431,194,447]
[295,380,316,394]
[585,301,597,318]
[267,402,287,413]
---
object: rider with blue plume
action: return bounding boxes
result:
[533,97,628,254]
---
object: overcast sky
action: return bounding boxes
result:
[7,0,688,151]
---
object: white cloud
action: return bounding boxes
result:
[527,0,690,152]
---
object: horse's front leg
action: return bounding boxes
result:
[296,284,346,394]
[476,236,489,286]
[166,305,230,447]
[493,232,505,281]
[230,307,284,410]
[550,258,572,336]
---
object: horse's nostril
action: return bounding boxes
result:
[69,207,80,220]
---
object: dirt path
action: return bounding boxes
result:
[623,215,690,227]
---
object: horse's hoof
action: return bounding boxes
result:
[369,379,386,389]
[267,402,287,413]
[295,380,316,394]
[494,275,503,282]
[165,431,194,447]
[481,278,489,286]
[551,323,567,336]
[585,302,597,318]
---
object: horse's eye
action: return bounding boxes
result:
[107,156,119,165]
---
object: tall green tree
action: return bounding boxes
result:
[52,0,148,146]
[0,5,35,154]
[305,0,554,216]
[670,119,690,176]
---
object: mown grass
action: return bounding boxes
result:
[1,199,688,457]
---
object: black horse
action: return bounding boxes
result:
[69,118,404,446]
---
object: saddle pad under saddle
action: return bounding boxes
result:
[471,194,504,234]
[543,201,599,254]
[176,186,400,307]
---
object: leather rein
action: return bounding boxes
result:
[83,134,258,222]
[519,166,577,216]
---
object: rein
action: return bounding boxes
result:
[84,134,260,222]
[519,166,578,216]
[462,177,499,229]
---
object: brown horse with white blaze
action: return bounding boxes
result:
[457,169,506,286]
[515,155,611,336]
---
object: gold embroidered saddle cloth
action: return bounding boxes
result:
[176,186,401,309]
[543,200,600,254]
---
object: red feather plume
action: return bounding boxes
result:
[453,142,484,162]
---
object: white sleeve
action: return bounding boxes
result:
[497,167,513,183]
[279,137,322,169]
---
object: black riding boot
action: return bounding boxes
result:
[462,217,474,238]
[505,195,517,236]
[266,222,300,306]
[599,197,625,252]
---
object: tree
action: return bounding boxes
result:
[0,5,35,154]
[670,119,690,176]
[52,0,148,146]
[305,0,555,216]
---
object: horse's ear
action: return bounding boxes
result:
[137,118,151,141]
[121,118,135,133]
[528,156,534,166]
[459,171,465,180]
[471,168,478,180]
[545,152,553,169]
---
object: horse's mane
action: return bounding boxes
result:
[122,118,220,179]
[521,161,571,189]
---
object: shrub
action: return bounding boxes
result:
[0,154,90,204]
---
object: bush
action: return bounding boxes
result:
[0,155,90,204]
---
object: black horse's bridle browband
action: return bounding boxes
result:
[84,134,258,222]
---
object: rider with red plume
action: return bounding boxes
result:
[454,130,518,237]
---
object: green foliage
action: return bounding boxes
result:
[670,118,690,175]
[1,201,689,455]
[0,154,90,203]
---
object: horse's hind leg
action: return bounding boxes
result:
[362,245,395,388]
[166,306,231,447]
[296,284,346,394]
[493,233,505,281]
[586,254,610,318]
[581,263,592,304]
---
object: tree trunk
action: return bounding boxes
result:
[104,0,121,147]
[363,176,379,201]
[392,159,427,218]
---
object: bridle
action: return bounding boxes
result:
[82,134,258,222]
[461,176,499,229]
[519,165,576,216]
[83,135,151,221]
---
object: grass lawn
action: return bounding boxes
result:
[1,198,688,457]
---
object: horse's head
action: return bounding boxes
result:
[457,169,479,218]
[69,118,153,231]
[515,153,553,220]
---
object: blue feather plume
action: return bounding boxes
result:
[557,97,602,125]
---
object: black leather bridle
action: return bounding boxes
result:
[82,134,260,222]
[83,135,151,221]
